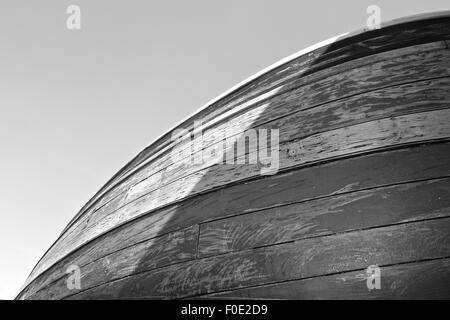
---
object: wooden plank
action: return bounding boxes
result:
[18,142,450,300]
[28,177,450,300]
[22,16,450,298]
[66,218,450,299]
[215,19,450,119]
[28,225,199,300]
[119,76,450,206]
[84,43,450,220]
[83,76,450,233]
[43,109,450,275]
[46,43,450,270]
[204,258,450,299]
[65,41,450,237]
[62,19,450,245]
[198,177,450,257]
[59,52,450,252]
[93,18,450,194]
[110,75,450,211]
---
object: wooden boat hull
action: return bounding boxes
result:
[17,12,450,299]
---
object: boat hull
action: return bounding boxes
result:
[17,12,450,299]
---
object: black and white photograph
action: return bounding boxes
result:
[1,0,449,308]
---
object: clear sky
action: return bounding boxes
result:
[0,0,448,300]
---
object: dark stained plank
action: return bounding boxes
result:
[100,17,450,189]
[118,76,450,209]
[29,177,450,300]
[21,16,450,299]
[44,108,450,273]
[63,19,450,247]
[17,142,450,299]
[140,48,450,175]
[198,177,450,257]
[66,218,450,299]
[37,43,450,279]
[85,43,450,220]
[78,76,450,238]
[29,225,199,300]
[204,258,450,299]
[215,19,450,119]
[66,40,450,237]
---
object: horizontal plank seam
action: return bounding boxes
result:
[64,175,450,266]
[66,27,450,234]
[54,37,450,235]
[20,139,450,298]
[84,74,450,221]
[22,17,445,296]
[186,255,450,299]
[197,175,450,228]
[67,132,450,243]
[61,46,450,236]
[61,81,450,245]
[25,174,450,299]
[198,204,450,259]
[196,224,201,259]
[104,36,450,188]
[111,28,450,177]
[85,14,450,184]
[57,215,450,300]
[77,74,450,228]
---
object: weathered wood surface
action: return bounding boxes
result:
[198,177,450,257]
[34,108,450,277]
[65,218,450,299]
[28,37,450,283]
[73,76,450,238]
[27,107,450,287]
[70,42,450,231]
[18,143,450,299]
[28,82,450,286]
[72,18,450,217]
[26,177,450,300]
[19,15,450,299]
[97,74,450,215]
[58,37,450,246]
[203,258,450,299]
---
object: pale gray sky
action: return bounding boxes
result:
[0,0,448,299]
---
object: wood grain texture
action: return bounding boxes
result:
[198,177,450,257]
[17,142,450,300]
[29,225,199,300]
[29,40,450,283]
[67,218,450,299]
[36,108,450,278]
[19,16,450,299]
[104,75,450,212]
[72,43,450,231]
[27,177,450,300]
[75,17,450,211]
[203,258,450,299]
[59,38,450,245]
[77,76,450,236]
